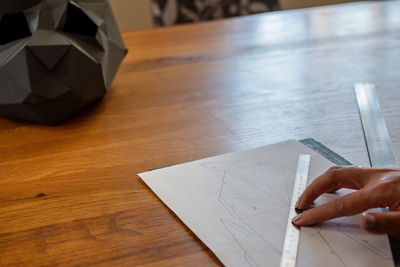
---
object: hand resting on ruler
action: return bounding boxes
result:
[292,166,400,235]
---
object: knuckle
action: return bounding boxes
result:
[379,173,399,183]
[309,188,320,199]
[374,178,398,195]
[373,182,390,193]
[327,167,339,179]
[368,179,397,208]
[301,187,317,204]
[327,166,342,177]
[381,176,400,188]
[326,168,341,186]
[328,166,342,171]
[331,198,347,216]
[365,189,388,209]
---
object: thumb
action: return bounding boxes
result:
[361,211,400,234]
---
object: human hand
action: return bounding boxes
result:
[292,166,400,234]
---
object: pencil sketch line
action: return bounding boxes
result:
[226,170,276,196]
[318,228,348,267]
[218,171,227,200]
[237,161,290,202]
[207,160,287,203]
[221,218,279,267]
[219,195,269,201]
[224,171,284,204]
[201,159,389,267]
[238,217,282,254]
[336,224,391,259]
[301,227,321,243]
[241,205,289,219]
[283,173,291,202]
[220,219,257,267]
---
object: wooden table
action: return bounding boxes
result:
[1,1,400,265]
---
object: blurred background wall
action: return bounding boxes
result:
[109,0,153,30]
[109,0,363,31]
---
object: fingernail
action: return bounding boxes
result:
[295,207,303,214]
[292,214,303,225]
[295,199,303,213]
[363,213,376,229]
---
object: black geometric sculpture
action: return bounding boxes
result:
[0,0,127,125]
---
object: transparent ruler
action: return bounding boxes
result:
[354,83,399,267]
[280,154,311,267]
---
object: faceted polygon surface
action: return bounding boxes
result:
[0,0,126,125]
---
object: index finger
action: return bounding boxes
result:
[296,166,367,210]
[292,188,386,225]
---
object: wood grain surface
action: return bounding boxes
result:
[1,1,400,266]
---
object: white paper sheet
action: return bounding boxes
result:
[139,140,393,267]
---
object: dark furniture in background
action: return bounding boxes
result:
[152,0,280,26]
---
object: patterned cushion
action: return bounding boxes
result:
[153,0,279,26]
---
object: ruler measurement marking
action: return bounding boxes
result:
[280,154,311,267]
